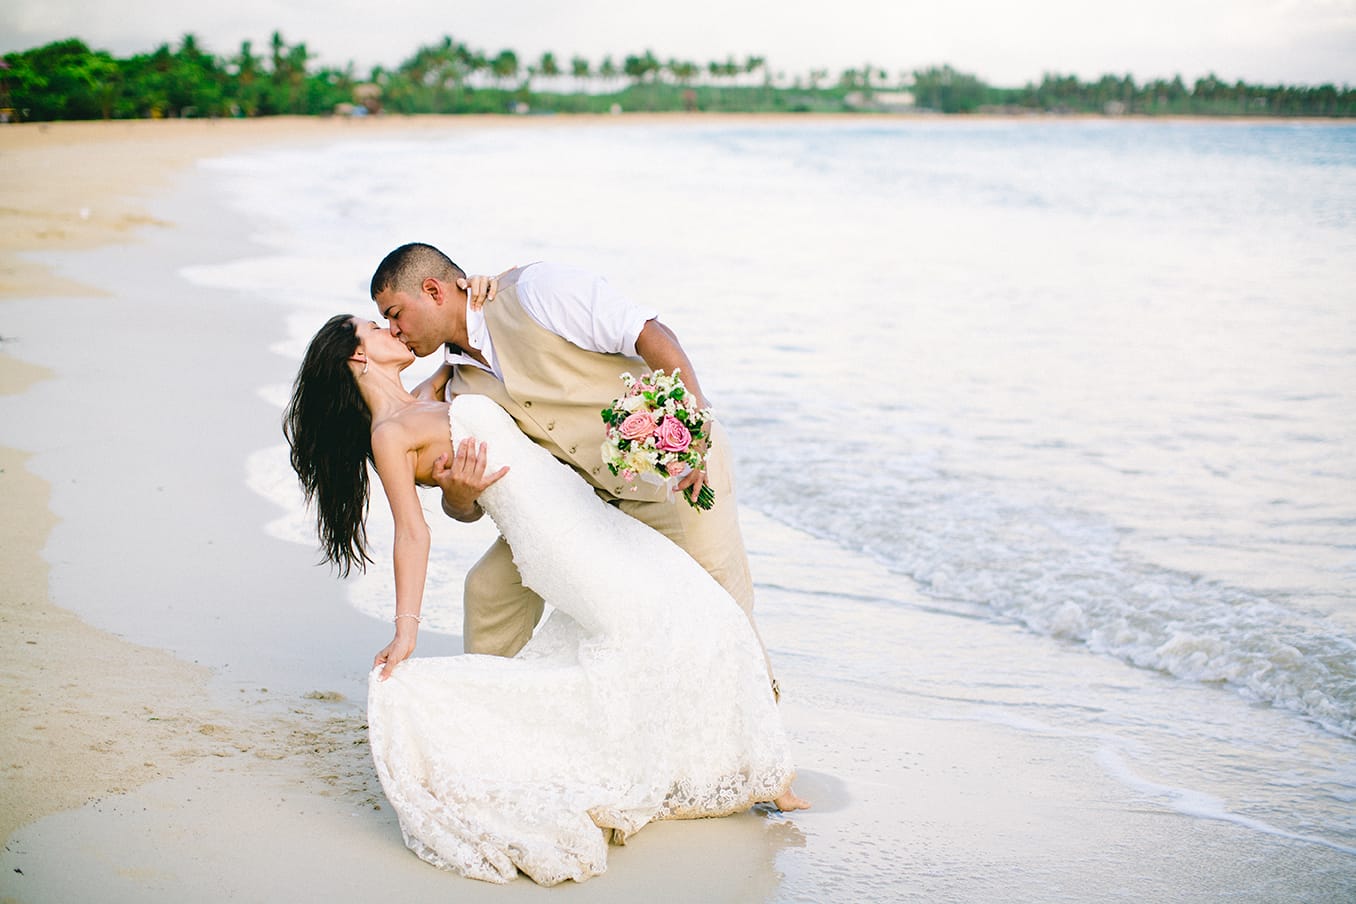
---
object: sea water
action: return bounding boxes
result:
[196,118,1356,886]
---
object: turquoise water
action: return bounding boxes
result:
[196,118,1356,873]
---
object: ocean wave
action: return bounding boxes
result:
[742,456,1356,740]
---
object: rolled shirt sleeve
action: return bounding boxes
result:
[514,262,657,357]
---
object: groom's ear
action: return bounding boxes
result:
[423,277,445,305]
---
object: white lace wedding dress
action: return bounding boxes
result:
[366,395,795,885]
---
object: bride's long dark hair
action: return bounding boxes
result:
[282,314,373,576]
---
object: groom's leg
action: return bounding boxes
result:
[617,421,754,614]
[462,536,545,657]
[615,420,775,684]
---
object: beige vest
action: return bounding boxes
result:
[448,276,670,503]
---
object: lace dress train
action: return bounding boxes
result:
[366,394,794,885]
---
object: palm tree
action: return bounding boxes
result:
[708,57,737,82]
[668,58,699,84]
[284,42,310,112]
[269,31,285,77]
[570,55,591,92]
[599,55,618,89]
[465,48,489,88]
[490,49,519,88]
[744,55,766,84]
[622,50,661,86]
[170,32,224,116]
[232,40,262,115]
[265,31,306,113]
[392,37,476,112]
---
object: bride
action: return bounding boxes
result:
[283,314,807,885]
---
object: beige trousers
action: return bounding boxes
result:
[461,423,770,675]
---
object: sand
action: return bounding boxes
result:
[2,116,1352,903]
[0,117,376,844]
[0,115,813,903]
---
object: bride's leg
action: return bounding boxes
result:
[463,537,546,658]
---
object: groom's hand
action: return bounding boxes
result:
[675,466,707,505]
[433,438,509,522]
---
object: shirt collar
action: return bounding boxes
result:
[442,292,498,376]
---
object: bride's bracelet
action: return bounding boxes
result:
[394,613,422,624]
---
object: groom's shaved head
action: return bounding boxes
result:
[370,243,466,299]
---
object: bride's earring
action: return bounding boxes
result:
[361,360,369,375]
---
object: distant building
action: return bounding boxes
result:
[353,83,381,114]
[844,90,916,112]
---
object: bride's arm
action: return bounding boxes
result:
[370,424,431,679]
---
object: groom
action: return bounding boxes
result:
[370,242,768,668]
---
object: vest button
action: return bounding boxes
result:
[613,486,622,494]
[523,400,533,408]
[570,446,577,454]
[547,420,555,431]
[592,466,599,474]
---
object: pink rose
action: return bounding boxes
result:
[665,460,690,478]
[654,417,692,453]
[619,412,657,441]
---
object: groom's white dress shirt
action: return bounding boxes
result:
[444,262,657,382]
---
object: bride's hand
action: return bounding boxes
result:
[374,631,417,681]
[456,274,499,311]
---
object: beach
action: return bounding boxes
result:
[1,115,1353,902]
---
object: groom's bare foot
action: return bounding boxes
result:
[772,787,811,811]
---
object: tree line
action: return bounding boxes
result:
[910,65,1355,117]
[2,34,1352,121]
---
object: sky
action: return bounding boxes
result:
[2,0,1354,87]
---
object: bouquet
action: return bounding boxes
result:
[600,368,715,510]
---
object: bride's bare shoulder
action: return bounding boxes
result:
[372,403,450,453]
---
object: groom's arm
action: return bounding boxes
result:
[411,363,453,402]
[517,264,717,495]
[634,319,710,411]
[634,318,713,502]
